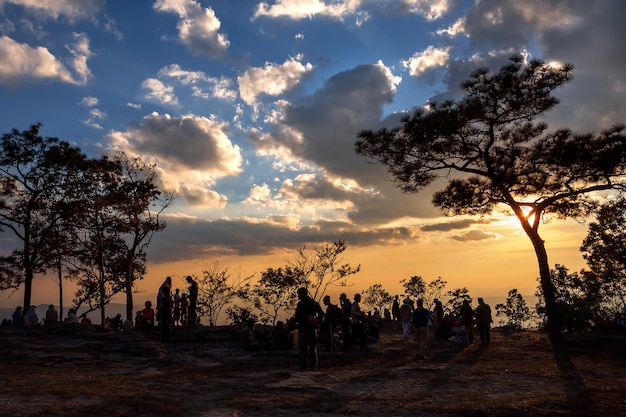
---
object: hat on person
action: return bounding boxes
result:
[403,298,411,304]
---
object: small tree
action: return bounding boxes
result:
[445,287,472,315]
[400,275,426,300]
[356,55,626,344]
[289,240,361,302]
[496,289,530,329]
[196,262,253,326]
[361,283,393,315]
[251,266,299,325]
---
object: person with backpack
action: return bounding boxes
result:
[294,287,324,371]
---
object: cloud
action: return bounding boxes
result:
[80,95,107,129]
[238,56,313,106]
[0,0,105,22]
[0,34,91,85]
[153,0,230,58]
[402,45,451,76]
[248,60,445,227]
[142,78,179,106]
[106,112,243,208]
[252,0,370,25]
[398,0,453,21]
[158,64,237,101]
[145,213,420,260]
[450,229,500,242]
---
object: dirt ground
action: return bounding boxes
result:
[0,323,624,417]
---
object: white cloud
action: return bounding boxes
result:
[400,0,452,21]
[238,56,313,106]
[158,64,237,101]
[0,35,90,85]
[153,0,229,58]
[142,78,179,106]
[0,0,105,22]
[66,32,92,84]
[252,0,369,25]
[402,45,451,77]
[106,113,243,208]
[80,96,98,107]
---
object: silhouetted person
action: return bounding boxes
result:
[475,297,493,344]
[186,275,198,326]
[295,287,323,371]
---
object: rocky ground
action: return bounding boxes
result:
[0,324,624,417]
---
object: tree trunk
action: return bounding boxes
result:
[525,227,563,346]
[23,269,33,311]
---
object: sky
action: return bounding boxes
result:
[0,0,625,313]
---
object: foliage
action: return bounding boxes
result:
[495,289,531,329]
[400,275,426,300]
[445,287,472,315]
[195,261,253,326]
[109,152,176,321]
[288,240,361,302]
[356,54,626,343]
[580,198,626,312]
[535,265,602,332]
[251,266,299,325]
[0,124,90,309]
[225,305,258,326]
[361,283,393,314]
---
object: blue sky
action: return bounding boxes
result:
[1,0,625,307]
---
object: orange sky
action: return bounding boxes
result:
[6,217,589,323]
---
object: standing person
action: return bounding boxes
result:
[157,276,172,310]
[460,300,475,344]
[399,298,413,339]
[322,295,341,352]
[412,299,432,360]
[159,287,173,341]
[173,288,181,326]
[186,275,198,327]
[351,293,367,349]
[294,287,324,371]
[391,295,401,330]
[475,297,493,344]
[339,293,352,351]
[180,293,189,326]
[11,306,23,327]
[433,299,445,327]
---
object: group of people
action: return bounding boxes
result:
[4,304,90,328]
[391,295,494,359]
[134,275,200,341]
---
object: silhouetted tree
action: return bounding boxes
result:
[400,275,426,300]
[0,124,90,309]
[356,55,626,344]
[580,198,626,312]
[496,289,531,329]
[196,261,253,326]
[362,283,393,314]
[535,265,602,333]
[111,153,175,322]
[252,266,299,325]
[289,240,361,302]
[445,287,472,315]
